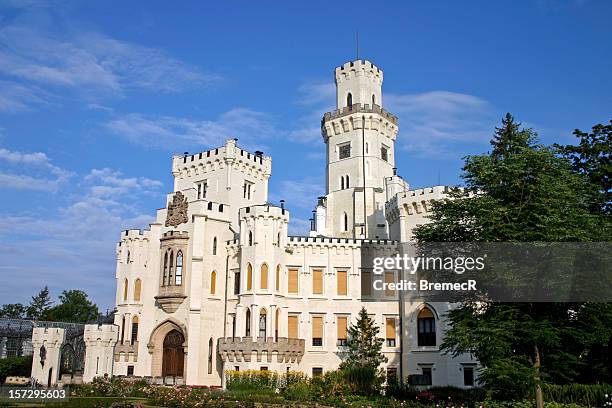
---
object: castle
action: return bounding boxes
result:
[30,59,478,388]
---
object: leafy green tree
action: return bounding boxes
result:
[0,303,26,319]
[40,290,99,323]
[26,286,53,320]
[414,114,611,407]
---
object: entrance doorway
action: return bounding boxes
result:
[162,329,185,377]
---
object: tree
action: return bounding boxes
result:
[339,307,387,394]
[0,303,26,319]
[26,286,53,320]
[40,290,99,323]
[558,120,611,214]
[414,115,611,407]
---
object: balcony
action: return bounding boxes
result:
[218,337,305,364]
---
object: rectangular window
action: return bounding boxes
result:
[288,268,299,294]
[381,145,389,162]
[234,271,241,295]
[337,270,348,296]
[337,316,348,346]
[243,181,253,199]
[387,367,398,383]
[127,365,134,376]
[385,271,395,296]
[361,271,372,296]
[131,322,138,345]
[418,317,436,346]
[288,315,299,339]
[235,366,239,371]
[312,367,323,377]
[339,143,351,160]
[385,318,396,347]
[312,316,323,346]
[260,366,268,371]
[196,181,208,199]
[312,269,323,295]
[463,366,475,386]
[422,367,433,385]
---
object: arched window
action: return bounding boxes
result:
[346,175,350,189]
[133,279,141,302]
[248,231,253,246]
[245,309,251,337]
[275,309,280,341]
[343,212,349,232]
[210,271,217,294]
[163,252,169,286]
[123,278,128,301]
[259,309,267,338]
[277,232,281,246]
[126,250,130,263]
[212,237,217,255]
[208,338,213,374]
[168,251,174,285]
[121,315,126,344]
[131,315,139,345]
[417,307,436,346]
[260,263,268,289]
[275,265,280,291]
[372,94,376,106]
[175,251,183,285]
[346,92,353,108]
[340,176,344,190]
[246,263,253,291]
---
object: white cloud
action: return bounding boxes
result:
[0,147,73,191]
[105,108,276,151]
[288,217,312,236]
[0,80,51,113]
[270,178,324,211]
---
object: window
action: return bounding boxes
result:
[234,271,241,295]
[275,309,280,341]
[417,307,436,346]
[345,175,350,188]
[337,316,348,346]
[339,143,351,160]
[277,232,281,246]
[337,270,348,296]
[387,367,398,383]
[248,231,253,246]
[372,94,376,106]
[340,176,344,190]
[312,269,323,295]
[288,315,298,339]
[260,366,268,371]
[231,315,236,338]
[386,318,396,347]
[131,316,139,345]
[196,181,208,199]
[463,366,475,386]
[243,181,253,199]
[246,263,253,291]
[288,268,298,294]
[133,279,141,302]
[126,250,130,263]
[121,315,126,344]
[123,278,128,301]
[163,252,169,285]
[259,309,267,338]
[168,251,174,285]
[421,367,433,385]
[210,271,217,294]
[346,92,352,108]
[361,271,372,296]
[212,237,217,255]
[343,212,349,232]
[260,263,268,289]
[127,365,134,376]
[381,145,389,162]
[312,316,323,346]
[275,265,280,291]
[365,142,369,154]
[245,309,251,337]
[385,271,395,296]
[175,251,183,285]
[208,338,213,374]
[312,367,323,377]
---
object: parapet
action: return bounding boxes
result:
[239,204,289,221]
[321,103,398,141]
[84,324,119,344]
[335,60,383,84]
[160,230,189,241]
[218,337,305,364]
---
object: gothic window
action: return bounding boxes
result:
[210,271,217,294]
[381,145,389,162]
[346,92,353,108]
[275,309,280,341]
[343,212,349,232]
[123,278,128,301]
[163,252,169,286]
[275,265,280,291]
[212,237,217,255]
[121,315,126,344]
[339,143,351,160]
[175,251,183,285]
[168,251,174,285]
[126,250,130,263]
[417,307,436,346]
[131,316,139,345]
[248,231,253,246]
[345,175,350,189]
[260,263,268,290]
[234,271,240,295]
[245,309,251,337]
[133,279,141,302]
[277,232,281,246]
[246,263,253,291]
[208,338,213,374]
[259,309,267,338]
[340,176,344,190]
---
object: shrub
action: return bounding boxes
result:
[0,355,32,383]
[542,383,612,407]
[225,369,281,391]
[68,376,148,398]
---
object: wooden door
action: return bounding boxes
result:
[162,330,185,377]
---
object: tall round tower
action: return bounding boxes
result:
[320,60,399,239]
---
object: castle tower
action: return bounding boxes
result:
[319,60,399,238]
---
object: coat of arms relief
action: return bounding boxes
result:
[165,191,189,227]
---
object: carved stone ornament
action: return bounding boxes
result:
[165,191,188,227]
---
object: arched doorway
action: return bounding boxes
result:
[162,330,185,377]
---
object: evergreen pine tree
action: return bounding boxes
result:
[341,307,387,370]
[26,286,53,320]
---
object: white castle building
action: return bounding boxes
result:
[31,59,478,388]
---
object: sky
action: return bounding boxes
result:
[0,0,610,311]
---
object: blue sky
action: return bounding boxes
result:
[0,0,610,311]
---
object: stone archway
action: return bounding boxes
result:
[147,319,187,377]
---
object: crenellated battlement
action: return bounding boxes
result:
[218,337,305,364]
[161,230,189,240]
[84,324,119,344]
[321,103,398,141]
[335,60,383,84]
[239,204,289,221]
